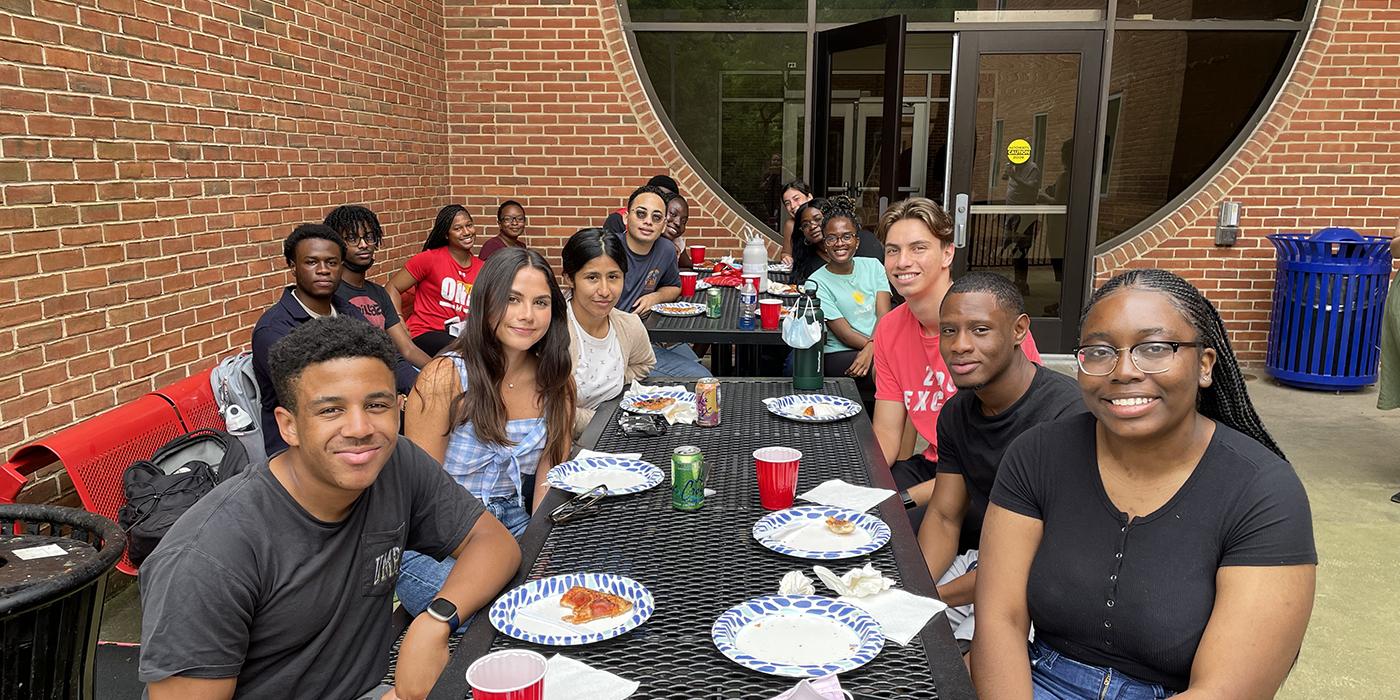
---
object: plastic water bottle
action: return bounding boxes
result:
[738,278,758,330]
[742,234,769,291]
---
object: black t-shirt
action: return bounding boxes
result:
[138,439,484,699]
[990,413,1316,691]
[935,364,1084,549]
[335,278,402,332]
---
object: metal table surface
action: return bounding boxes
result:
[430,378,975,700]
[645,285,795,347]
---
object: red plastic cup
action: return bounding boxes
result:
[759,298,782,330]
[467,649,546,700]
[754,446,802,510]
[742,274,761,293]
[689,245,705,265]
[680,271,698,297]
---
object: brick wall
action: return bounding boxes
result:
[1097,0,1400,363]
[0,0,455,478]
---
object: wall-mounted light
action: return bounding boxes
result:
[1215,201,1241,246]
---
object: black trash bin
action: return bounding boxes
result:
[1,504,126,700]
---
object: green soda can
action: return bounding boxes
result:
[671,445,706,511]
[705,288,723,319]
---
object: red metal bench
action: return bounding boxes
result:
[0,367,225,575]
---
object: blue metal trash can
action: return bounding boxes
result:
[1266,227,1393,390]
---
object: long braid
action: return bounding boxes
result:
[1084,269,1284,459]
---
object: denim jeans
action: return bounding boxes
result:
[395,497,530,619]
[651,342,711,378]
[1029,639,1174,700]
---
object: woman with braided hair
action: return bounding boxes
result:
[973,268,1315,699]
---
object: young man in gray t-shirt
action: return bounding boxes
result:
[139,316,521,700]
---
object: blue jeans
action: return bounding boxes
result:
[1030,639,1173,699]
[395,497,530,619]
[651,342,711,378]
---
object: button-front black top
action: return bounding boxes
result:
[990,413,1316,691]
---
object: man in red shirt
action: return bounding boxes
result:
[871,198,1040,519]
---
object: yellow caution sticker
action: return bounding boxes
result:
[1007,138,1031,164]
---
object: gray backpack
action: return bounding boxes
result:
[210,353,268,467]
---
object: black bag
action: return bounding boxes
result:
[117,428,251,568]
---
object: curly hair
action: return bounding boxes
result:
[282,223,346,265]
[322,205,383,247]
[269,316,398,412]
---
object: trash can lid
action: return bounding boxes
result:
[0,533,100,597]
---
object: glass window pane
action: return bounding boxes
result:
[635,32,806,232]
[817,0,1105,24]
[626,0,806,23]
[1116,0,1306,21]
[1096,31,1296,245]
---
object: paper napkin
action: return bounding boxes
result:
[574,449,643,461]
[797,479,896,513]
[544,654,638,700]
[839,588,948,646]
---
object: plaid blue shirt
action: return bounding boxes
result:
[441,354,548,507]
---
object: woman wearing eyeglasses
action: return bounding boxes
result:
[389,204,484,357]
[974,269,1316,699]
[806,198,891,409]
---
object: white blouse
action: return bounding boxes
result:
[567,306,625,410]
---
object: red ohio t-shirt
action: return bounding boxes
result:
[873,303,1041,461]
[404,247,482,337]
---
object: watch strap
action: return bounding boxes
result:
[899,489,917,510]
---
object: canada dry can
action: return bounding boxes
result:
[695,378,721,427]
[671,445,705,511]
[705,288,723,319]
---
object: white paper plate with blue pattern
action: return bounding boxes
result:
[752,506,891,560]
[620,388,696,415]
[545,457,664,496]
[763,394,862,423]
[488,572,654,646]
[712,595,885,678]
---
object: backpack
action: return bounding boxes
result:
[210,352,267,467]
[117,428,251,568]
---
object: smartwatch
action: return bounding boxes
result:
[899,489,917,510]
[425,597,460,632]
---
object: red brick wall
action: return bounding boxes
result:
[1097,0,1400,363]
[0,0,454,468]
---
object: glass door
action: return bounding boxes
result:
[948,31,1103,352]
[811,15,907,230]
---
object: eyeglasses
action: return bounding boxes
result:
[499,216,526,224]
[799,218,823,231]
[825,233,857,245]
[1074,341,1206,376]
[346,234,379,246]
[550,484,606,524]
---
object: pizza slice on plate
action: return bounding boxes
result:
[560,585,634,624]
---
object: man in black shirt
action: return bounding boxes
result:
[918,272,1084,654]
[140,317,521,700]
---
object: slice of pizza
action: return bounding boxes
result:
[802,405,816,417]
[560,585,633,624]
[635,396,676,411]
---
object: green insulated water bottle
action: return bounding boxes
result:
[791,293,825,391]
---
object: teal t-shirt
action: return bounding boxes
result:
[808,257,890,353]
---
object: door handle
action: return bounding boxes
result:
[954,193,969,248]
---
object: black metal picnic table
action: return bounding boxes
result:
[645,271,798,376]
[429,378,975,700]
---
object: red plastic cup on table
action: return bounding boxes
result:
[689,245,706,265]
[758,298,782,330]
[466,649,546,700]
[754,446,802,510]
[743,275,761,294]
[679,271,698,297]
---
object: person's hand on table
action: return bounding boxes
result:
[847,342,874,377]
[392,614,452,700]
[780,253,793,267]
[632,292,663,316]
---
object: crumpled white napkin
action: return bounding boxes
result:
[767,674,851,700]
[797,479,896,513]
[625,381,696,425]
[574,449,642,461]
[812,564,894,598]
[544,654,638,699]
[839,588,948,646]
[777,570,816,595]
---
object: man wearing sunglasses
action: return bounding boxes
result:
[917,272,1085,657]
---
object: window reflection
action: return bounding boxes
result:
[635,32,807,232]
[1116,0,1306,20]
[1096,31,1295,244]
